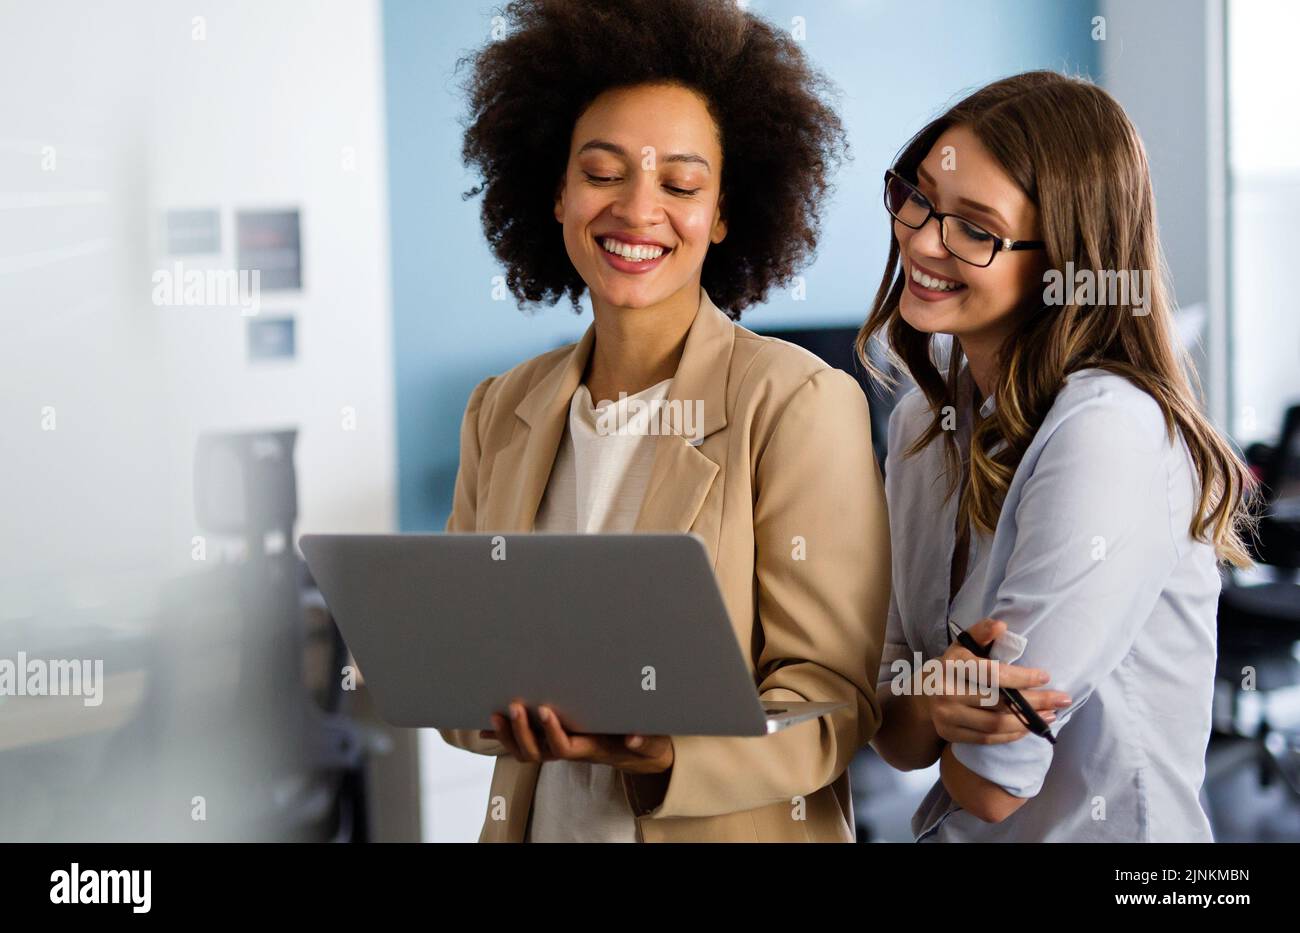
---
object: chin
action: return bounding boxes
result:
[898,293,957,336]
[592,286,662,310]
[591,275,683,311]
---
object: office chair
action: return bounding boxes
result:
[192,427,372,841]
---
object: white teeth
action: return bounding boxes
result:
[911,265,962,292]
[601,237,665,261]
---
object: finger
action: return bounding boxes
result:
[936,651,989,695]
[537,706,578,759]
[967,728,1042,746]
[491,713,522,759]
[624,734,659,757]
[537,710,611,761]
[962,691,1063,724]
[1021,689,1074,711]
[508,702,546,762]
[938,723,1031,745]
[938,694,1059,730]
[989,662,1051,689]
[940,703,1030,736]
[939,657,1024,699]
[944,646,977,664]
[992,696,1061,726]
[937,667,1004,706]
[558,732,615,764]
[626,735,673,765]
[965,617,1007,647]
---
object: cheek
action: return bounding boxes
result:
[560,183,606,228]
[669,201,719,247]
[965,263,1028,316]
[1019,256,1050,303]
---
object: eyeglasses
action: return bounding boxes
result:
[883,169,1045,268]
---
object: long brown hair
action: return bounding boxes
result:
[855,71,1255,567]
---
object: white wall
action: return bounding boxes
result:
[0,0,396,578]
[143,1,397,560]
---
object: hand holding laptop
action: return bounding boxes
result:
[480,699,675,774]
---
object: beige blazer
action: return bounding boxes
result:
[440,289,890,842]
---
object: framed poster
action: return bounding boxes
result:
[247,315,296,361]
[236,209,302,290]
[165,208,221,254]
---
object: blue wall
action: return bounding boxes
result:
[382,0,1099,530]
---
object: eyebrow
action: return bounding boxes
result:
[577,139,711,171]
[916,164,1010,229]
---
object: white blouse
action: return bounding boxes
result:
[878,368,1222,841]
[525,377,673,843]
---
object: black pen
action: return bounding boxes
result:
[952,626,1057,745]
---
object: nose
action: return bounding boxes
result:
[903,214,949,261]
[610,171,664,228]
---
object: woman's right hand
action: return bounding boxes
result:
[927,618,1072,745]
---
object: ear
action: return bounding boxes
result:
[710,195,727,244]
[554,175,566,224]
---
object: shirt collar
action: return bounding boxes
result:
[956,363,996,423]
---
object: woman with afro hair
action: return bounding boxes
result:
[439,0,890,842]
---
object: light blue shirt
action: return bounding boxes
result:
[878,368,1221,841]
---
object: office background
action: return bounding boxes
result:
[1,0,1296,842]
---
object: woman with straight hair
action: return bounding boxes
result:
[863,70,1253,841]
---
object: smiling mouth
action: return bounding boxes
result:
[598,236,672,263]
[909,263,966,293]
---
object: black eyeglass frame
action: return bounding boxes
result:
[883,169,1045,268]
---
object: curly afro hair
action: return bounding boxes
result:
[459,0,848,319]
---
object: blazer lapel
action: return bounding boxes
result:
[632,289,732,534]
[481,325,595,533]
[481,288,734,536]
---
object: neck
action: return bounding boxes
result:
[584,283,701,404]
[957,332,1002,402]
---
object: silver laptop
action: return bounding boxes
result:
[298,533,846,736]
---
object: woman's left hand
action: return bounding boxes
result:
[479,701,674,774]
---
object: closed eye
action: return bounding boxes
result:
[956,218,994,241]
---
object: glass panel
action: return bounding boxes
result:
[1227,0,1300,444]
